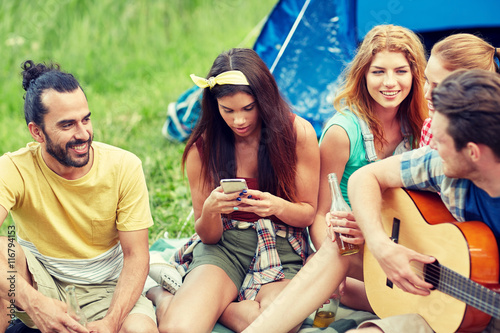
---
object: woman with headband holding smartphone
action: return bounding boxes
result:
[146,48,320,333]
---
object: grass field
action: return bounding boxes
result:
[0,0,277,243]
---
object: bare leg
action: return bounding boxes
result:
[156,264,238,333]
[119,313,158,333]
[243,239,350,333]
[220,279,300,332]
[335,244,372,313]
[146,285,174,326]
[339,277,372,313]
[219,299,260,332]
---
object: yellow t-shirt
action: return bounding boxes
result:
[0,141,153,283]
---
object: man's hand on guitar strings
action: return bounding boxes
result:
[375,241,435,296]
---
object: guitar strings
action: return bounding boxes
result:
[409,262,500,318]
[437,266,500,318]
[412,263,498,299]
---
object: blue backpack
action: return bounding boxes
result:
[161,85,203,142]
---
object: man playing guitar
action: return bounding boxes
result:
[348,69,500,333]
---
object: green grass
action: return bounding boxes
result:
[0,0,277,243]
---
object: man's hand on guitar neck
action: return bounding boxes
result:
[370,238,435,296]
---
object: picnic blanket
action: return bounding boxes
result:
[149,238,378,333]
[6,237,377,333]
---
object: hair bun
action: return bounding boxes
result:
[21,60,58,91]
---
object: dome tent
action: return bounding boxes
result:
[163,0,500,141]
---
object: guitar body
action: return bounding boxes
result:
[363,188,499,333]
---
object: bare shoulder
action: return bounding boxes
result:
[321,123,349,147]
[185,142,202,179]
[293,115,318,146]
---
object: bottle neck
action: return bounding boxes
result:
[328,173,350,212]
[328,174,342,201]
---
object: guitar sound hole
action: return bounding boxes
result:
[423,260,440,290]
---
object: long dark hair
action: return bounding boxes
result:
[182,48,298,202]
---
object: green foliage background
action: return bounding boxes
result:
[0,0,277,243]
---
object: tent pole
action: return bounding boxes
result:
[270,0,312,74]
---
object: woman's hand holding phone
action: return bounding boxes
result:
[220,179,248,194]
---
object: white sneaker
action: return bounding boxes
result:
[149,252,183,294]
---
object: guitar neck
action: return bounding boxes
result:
[432,263,500,319]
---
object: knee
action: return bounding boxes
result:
[157,311,215,333]
[156,307,190,333]
[158,321,192,333]
[120,315,158,333]
[246,302,264,324]
[222,300,262,330]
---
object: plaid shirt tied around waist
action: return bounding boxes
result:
[170,217,309,301]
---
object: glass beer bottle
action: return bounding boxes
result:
[65,285,87,327]
[328,173,359,255]
[312,296,340,328]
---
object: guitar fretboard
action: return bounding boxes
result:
[429,262,500,319]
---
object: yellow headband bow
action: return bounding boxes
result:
[190,70,249,89]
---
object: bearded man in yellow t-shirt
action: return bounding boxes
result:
[0,60,158,333]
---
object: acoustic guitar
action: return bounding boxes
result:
[363,188,500,333]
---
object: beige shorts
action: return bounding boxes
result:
[358,314,434,333]
[359,314,499,333]
[16,245,156,328]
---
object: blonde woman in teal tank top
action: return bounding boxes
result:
[243,25,427,333]
[309,24,427,317]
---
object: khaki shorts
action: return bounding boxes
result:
[360,315,499,333]
[358,314,433,333]
[187,227,303,289]
[16,246,156,328]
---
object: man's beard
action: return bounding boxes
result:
[44,131,93,168]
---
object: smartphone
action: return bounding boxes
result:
[220,179,248,194]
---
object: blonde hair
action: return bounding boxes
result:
[333,24,427,149]
[432,33,499,73]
